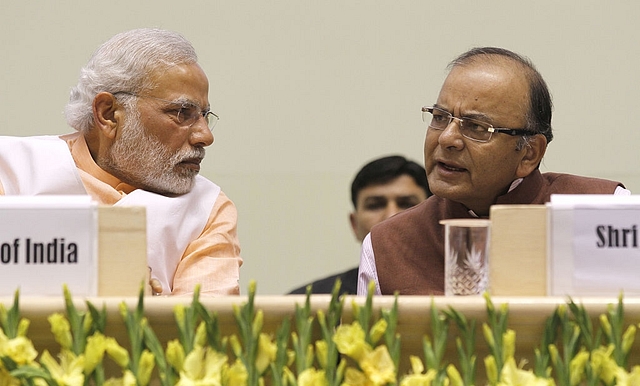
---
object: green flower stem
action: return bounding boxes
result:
[533,308,559,379]
[443,306,477,386]
[232,280,262,386]
[270,318,291,386]
[483,293,509,382]
[382,295,400,371]
[423,299,450,386]
[317,280,345,386]
[292,286,315,376]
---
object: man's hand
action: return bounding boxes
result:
[148,267,164,295]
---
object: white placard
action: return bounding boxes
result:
[0,195,98,296]
[548,194,640,296]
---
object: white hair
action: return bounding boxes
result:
[64,28,198,132]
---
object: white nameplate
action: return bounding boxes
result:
[548,194,640,296]
[0,195,98,296]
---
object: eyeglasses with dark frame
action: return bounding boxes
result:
[113,91,219,131]
[421,105,534,143]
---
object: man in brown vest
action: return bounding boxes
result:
[357,47,629,296]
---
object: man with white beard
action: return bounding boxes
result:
[0,28,242,296]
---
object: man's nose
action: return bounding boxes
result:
[384,203,402,219]
[190,117,214,147]
[438,117,465,148]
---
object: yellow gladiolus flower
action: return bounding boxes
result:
[315,340,328,369]
[136,350,155,386]
[84,333,106,374]
[502,329,516,361]
[256,333,277,374]
[47,313,72,351]
[0,335,38,365]
[177,346,226,386]
[342,367,370,386]
[195,322,207,348]
[359,345,396,386]
[104,369,137,386]
[485,355,498,385]
[298,368,328,386]
[333,322,371,362]
[105,337,129,369]
[166,340,186,372]
[408,355,425,375]
[623,324,637,355]
[369,319,388,345]
[498,357,552,386]
[590,345,618,385]
[447,364,464,386]
[17,319,30,337]
[225,359,248,386]
[0,366,20,386]
[40,349,85,386]
[569,350,589,386]
[483,323,495,350]
[615,364,640,386]
[399,370,437,386]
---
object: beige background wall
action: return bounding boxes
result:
[2,1,638,294]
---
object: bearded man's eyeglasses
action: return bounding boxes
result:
[114,92,218,131]
[422,105,534,143]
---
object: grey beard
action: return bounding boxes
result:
[99,114,204,196]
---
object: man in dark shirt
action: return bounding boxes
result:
[288,155,430,295]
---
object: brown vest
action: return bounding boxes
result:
[371,170,624,295]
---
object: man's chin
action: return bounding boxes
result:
[144,177,196,197]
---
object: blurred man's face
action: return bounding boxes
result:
[350,175,428,241]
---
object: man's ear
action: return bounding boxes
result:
[92,92,124,139]
[515,134,548,178]
[349,212,359,241]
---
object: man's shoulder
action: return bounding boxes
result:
[372,196,447,232]
[541,172,623,192]
[288,267,359,295]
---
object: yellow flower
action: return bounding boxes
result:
[103,369,137,386]
[0,335,38,365]
[399,371,437,386]
[409,356,427,375]
[47,313,72,351]
[298,368,328,386]
[176,346,227,386]
[623,325,637,355]
[17,319,30,338]
[590,345,618,385]
[315,340,328,369]
[485,355,498,385]
[498,357,553,386]
[369,319,388,345]
[136,350,155,386]
[84,333,106,374]
[502,329,516,361]
[359,345,396,386]
[447,364,464,386]
[615,364,640,386]
[105,337,129,369]
[195,322,207,348]
[255,333,277,374]
[568,350,589,386]
[40,350,85,386]
[342,367,371,386]
[0,366,20,386]
[166,340,186,372]
[334,322,371,362]
[224,359,248,386]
